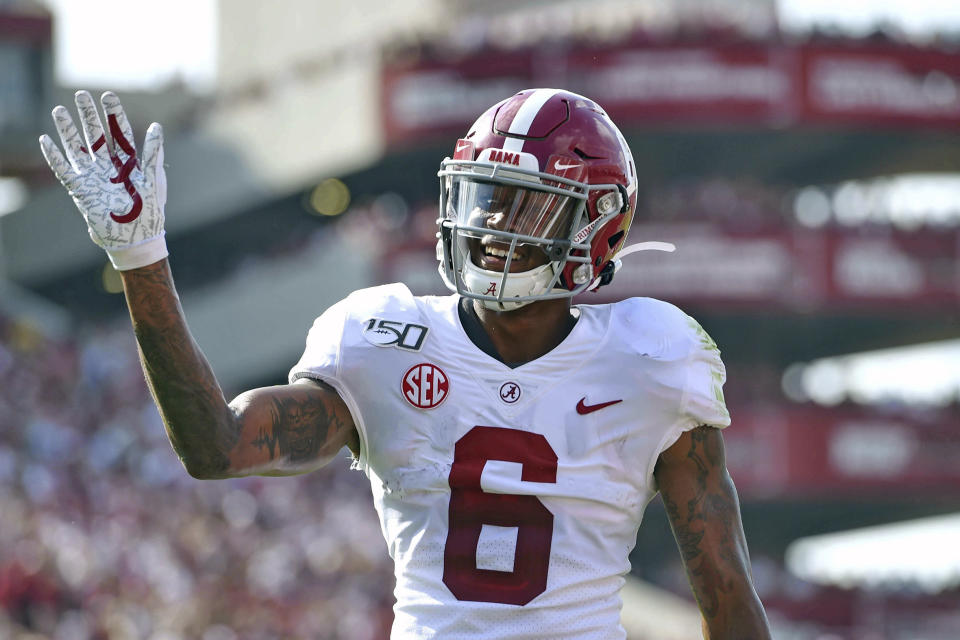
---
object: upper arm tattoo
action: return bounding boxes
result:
[251,392,350,464]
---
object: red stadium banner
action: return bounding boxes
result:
[381,53,535,146]
[381,42,960,143]
[802,45,960,127]
[598,225,960,309]
[820,228,960,304]
[724,404,960,498]
[565,46,799,127]
[0,10,52,43]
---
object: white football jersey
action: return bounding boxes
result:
[289,283,730,639]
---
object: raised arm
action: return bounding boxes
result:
[40,91,357,479]
[654,426,771,639]
[122,260,357,479]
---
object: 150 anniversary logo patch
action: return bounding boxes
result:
[363,318,429,351]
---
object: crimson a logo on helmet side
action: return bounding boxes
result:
[484,282,497,295]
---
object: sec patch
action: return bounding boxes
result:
[402,363,449,409]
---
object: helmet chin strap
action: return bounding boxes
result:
[461,259,558,311]
[587,241,676,292]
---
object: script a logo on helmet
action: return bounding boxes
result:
[402,363,449,409]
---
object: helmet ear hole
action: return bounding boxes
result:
[607,231,624,249]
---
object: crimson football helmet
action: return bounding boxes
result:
[437,88,639,310]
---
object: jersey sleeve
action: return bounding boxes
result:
[680,315,731,430]
[639,305,733,490]
[288,298,351,385]
[286,284,420,473]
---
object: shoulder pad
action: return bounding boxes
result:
[342,283,420,319]
[609,297,696,361]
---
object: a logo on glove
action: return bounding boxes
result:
[81,118,144,224]
[107,114,143,223]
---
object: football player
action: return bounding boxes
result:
[41,88,771,638]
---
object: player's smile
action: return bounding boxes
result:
[468,209,550,273]
[470,236,549,273]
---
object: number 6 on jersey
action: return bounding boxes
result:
[443,426,558,605]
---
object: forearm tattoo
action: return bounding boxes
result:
[123,261,239,476]
[660,427,743,620]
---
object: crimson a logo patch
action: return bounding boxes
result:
[402,363,449,409]
[499,381,522,404]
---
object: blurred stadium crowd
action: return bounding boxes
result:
[0,313,394,639]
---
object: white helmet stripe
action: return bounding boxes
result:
[501,88,562,153]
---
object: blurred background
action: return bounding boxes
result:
[1,0,959,638]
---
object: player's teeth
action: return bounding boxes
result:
[486,247,521,260]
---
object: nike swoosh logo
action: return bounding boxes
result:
[456,141,471,153]
[554,162,580,171]
[576,397,622,415]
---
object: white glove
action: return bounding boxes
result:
[39,90,168,271]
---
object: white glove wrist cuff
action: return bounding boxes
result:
[107,233,169,271]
